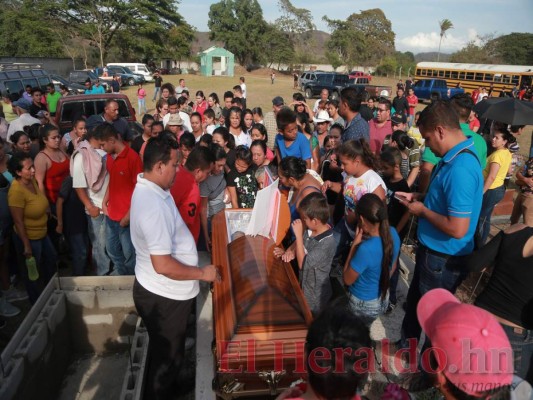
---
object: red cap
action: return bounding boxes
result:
[417,289,513,396]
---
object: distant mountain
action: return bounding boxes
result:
[414,52,451,62]
[192,30,331,61]
[192,32,223,54]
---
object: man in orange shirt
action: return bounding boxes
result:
[98,124,143,275]
[170,146,214,242]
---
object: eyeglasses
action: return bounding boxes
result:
[377,109,388,113]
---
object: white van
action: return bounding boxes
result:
[107,63,153,82]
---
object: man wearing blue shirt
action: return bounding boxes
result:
[339,87,369,143]
[395,101,483,356]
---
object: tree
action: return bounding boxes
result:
[0,1,64,57]
[261,24,295,69]
[450,41,493,63]
[437,19,454,62]
[491,33,533,65]
[323,9,395,70]
[48,0,191,66]
[208,0,268,66]
[275,0,315,66]
[375,56,397,77]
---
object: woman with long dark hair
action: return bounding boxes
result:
[343,193,400,326]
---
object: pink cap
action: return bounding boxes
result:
[417,289,513,396]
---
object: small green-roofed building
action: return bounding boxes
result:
[199,46,234,77]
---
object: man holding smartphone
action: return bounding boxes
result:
[395,101,483,361]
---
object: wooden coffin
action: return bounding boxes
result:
[211,210,313,398]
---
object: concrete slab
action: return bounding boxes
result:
[57,353,130,400]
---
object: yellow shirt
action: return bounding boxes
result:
[2,102,17,123]
[483,148,512,190]
[8,179,49,240]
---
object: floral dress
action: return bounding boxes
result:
[226,167,258,208]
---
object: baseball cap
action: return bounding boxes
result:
[272,96,284,106]
[12,98,31,111]
[417,289,513,396]
[391,113,407,125]
[167,113,183,126]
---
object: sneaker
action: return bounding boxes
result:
[3,286,29,302]
[0,297,20,317]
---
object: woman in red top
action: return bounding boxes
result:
[193,90,208,120]
[34,124,70,206]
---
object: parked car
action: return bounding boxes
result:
[96,66,144,86]
[303,73,350,100]
[299,71,324,91]
[50,74,86,95]
[0,63,54,96]
[54,93,142,137]
[69,70,109,91]
[413,79,465,102]
[349,71,372,81]
[107,63,153,82]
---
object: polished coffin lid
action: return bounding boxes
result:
[211,210,312,371]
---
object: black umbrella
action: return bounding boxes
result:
[472,97,507,116]
[475,98,533,125]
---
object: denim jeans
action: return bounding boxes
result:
[348,292,388,327]
[13,233,57,304]
[138,98,147,115]
[152,87,161,101]
[500,324,533,384]
[69,232,89,276]
[87,214,111,276]
[476,184,506,248]
[408,114,414,129]
[105,216,135,276]
[399,245,467,349]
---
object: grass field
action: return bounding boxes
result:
[120,72,532,158]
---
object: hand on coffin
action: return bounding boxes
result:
[273,247,295,262]
[201,264,221,283]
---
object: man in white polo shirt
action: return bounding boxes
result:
[130,133,219,400]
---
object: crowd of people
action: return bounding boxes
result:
[0,74,532,400]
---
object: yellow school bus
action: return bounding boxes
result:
[415,62,533,96]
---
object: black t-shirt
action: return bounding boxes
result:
[226,166,257,208]
[384,177,410,236]
[154,76,163,88]
[29,102,47,118]
[58,176,88,235]
[359,105,374,122]
[392,96,409,115]
[111,80,120,92]
[321,154,343,205]
[474,227,533,329]
[131,135,146,154]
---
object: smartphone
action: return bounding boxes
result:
[394,193,409,203]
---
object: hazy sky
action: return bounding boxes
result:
[179,0,533,53]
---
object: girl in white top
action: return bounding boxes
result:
[322,138,386,239]
[227,106,251,147]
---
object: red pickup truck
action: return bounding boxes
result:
[349,71,372,82]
